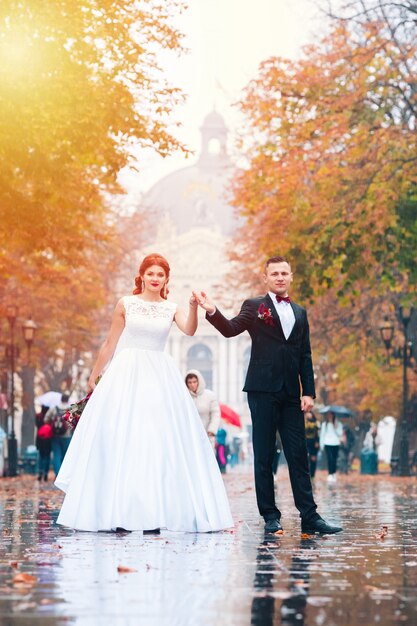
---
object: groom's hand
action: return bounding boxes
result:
[192,291,216,315]
[301,396,314,412]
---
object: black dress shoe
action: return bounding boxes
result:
[301,518,342,534]
[115,527,132,533]
[264,519,283,533]
[143,528,161,535]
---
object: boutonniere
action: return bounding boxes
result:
[257,303,275,326]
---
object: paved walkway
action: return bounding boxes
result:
[1,466,417,625]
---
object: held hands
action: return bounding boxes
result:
[192,291,216,315]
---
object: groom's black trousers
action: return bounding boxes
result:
[247,389,318,522]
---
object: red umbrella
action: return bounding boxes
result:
[220,404,241,428]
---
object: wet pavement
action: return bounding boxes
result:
[1,467,417,625]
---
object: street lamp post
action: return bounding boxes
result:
[379,316,394,366]
[6,305,18,477]
[380,307,415,476]
[397,306,414,477]
[22,318,37,363]
[21,318,38,452]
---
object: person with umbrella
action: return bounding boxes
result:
[218,404,243,468]
[319,405,355,475]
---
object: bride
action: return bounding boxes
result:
[55,253,233,533]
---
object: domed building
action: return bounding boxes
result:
[140,111,251,431]
[143,110,237,238]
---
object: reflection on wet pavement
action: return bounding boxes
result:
[1,469,417,625]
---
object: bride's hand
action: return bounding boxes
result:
[189,293,198,308]
[192,291,216,314]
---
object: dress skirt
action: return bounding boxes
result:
[55,347,233,532]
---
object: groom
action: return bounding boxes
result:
[194,256,342,535]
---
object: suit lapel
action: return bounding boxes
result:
[265,293,285,338]
[288,302,301,341]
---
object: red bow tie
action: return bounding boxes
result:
[276,295,291,304]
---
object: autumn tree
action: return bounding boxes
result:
[323,1,417,129]
[0,1,187,446]
[0,0,186,369]
[231,21,417,418]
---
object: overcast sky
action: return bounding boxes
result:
[119,0,322,196]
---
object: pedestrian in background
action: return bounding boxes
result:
[36,422,52,482]
[319,411,343,482]
[304,411,320,479]
[338,423,356,474]
[360,422,381,475]
[363,422,381,453]
[185,370,220,445]
[35,404,49,430]
[230,435,242,467]
[215,428,229,473]
[45,393,72,476]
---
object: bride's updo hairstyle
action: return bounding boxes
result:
[133,253,170,299]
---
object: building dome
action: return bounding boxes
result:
[142,111,237,237]
[201,110,227,131]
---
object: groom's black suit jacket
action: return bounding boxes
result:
[207,293,315,398]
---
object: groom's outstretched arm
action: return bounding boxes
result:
[194,292,253,337]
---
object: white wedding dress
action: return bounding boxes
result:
[55,296,233,532]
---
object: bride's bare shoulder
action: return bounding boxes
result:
[116,296,132,310]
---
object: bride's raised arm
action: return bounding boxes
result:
[174,294,198,336]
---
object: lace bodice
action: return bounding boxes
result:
[114,296,177,355]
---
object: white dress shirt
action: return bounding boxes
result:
[269,292,295,340]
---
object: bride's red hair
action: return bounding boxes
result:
[133,253,170,299]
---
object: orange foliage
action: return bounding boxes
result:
[231,21,417,417]
[0,1,186,382]
[233,22,417,300]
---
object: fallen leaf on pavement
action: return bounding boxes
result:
[117,565,137,573]
[12,573,37,586]
[375,525,388,540]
